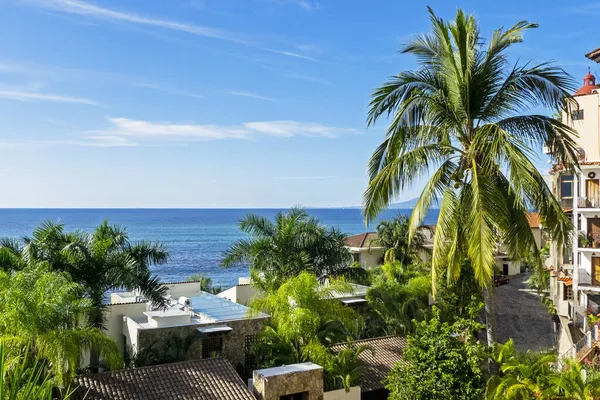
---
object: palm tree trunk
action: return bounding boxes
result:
[484,285,497,346]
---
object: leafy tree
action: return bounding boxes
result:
[386,306,486,400]
[222,208,362,290]
[363,7,578,345]
[0,267,122,388]
[375,214,427,264]
[185,272,222,294]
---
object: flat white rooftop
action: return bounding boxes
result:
[144,309,189,318]
[255,362,322,378]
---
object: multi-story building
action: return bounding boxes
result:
[550,68,600,343]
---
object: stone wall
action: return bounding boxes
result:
[136,316,267,370]
[252,363,324,400]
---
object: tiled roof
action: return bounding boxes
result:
[331,336,407,393]
[586,47,600,62]
[558,277,573,286]
[75,358,255,400]
[344,232,379,248]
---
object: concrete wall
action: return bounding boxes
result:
[252,363,324,400]
[323,387,361,400]
[217,284,257,305]
[165,281,202,297]
[495,259,521,276]
[104,302,147,356]
[134,317,268,370]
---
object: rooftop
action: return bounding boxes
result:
[254,362,322,378]
[187,292,267,322]
[331,336,407,393]
[75,358,255,400]
[344,232,379,248]
[586,47,600,63]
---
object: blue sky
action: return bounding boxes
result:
[0,0,598,208]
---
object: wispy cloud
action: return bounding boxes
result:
[0,136,137,147]
[226,90,276,102]
[274,176,337,180]
[30,0,317,61]
[267,0,321,11]
[285,72,330,85]
[0,89,100,105]
[132,82,205,99]
[88,117,359,142]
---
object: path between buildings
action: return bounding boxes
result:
[494,273,555,352]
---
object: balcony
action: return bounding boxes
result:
[578,231,600,249]
[579,268,593,285]
[578,196,600,209]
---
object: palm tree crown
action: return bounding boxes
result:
[364,8,579,294]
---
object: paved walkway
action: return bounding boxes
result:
[494,273,555,352]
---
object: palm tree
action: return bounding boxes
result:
[0,267,122,389]
[18,220,169,329]
[546,359,600,400]
[375,214,427,264]
[222,208,359,290]
[486,339,556,400]
[363,8,579,345]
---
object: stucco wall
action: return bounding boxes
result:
[217,284,257,305]
[564,93,600,161]
[104,302,147,355]
[357,249,384,269]
[323,387,361,400]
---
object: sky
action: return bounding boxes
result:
[0,0,599,208]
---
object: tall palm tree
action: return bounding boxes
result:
[222,208,359,290]
[363,8,579,345]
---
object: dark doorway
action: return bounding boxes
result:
[503,264,509,276]
[280,393,307,400]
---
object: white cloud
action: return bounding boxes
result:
[244,121,359,138]
[226,90,276,102]
[32,0,318,61]
[0,89,99,105]
[88,117,359,142]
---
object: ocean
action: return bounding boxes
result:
[0,208,439,288]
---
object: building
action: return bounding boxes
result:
[548,65,600,358]
[102,280,269,373]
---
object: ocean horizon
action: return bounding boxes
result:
[0,208,440,288]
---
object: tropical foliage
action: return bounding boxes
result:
[1,220,170,329]
[363,7,579,344]
[386,306,486,400]
[222,208,364,290]
[250,272,366,390]
[0,267,122,388]
[0,342,55,400]
[185,272,223,294]
[375,214,427,264]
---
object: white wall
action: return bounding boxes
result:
[217,284,257,305]
[564,93,600,161]
[166,282,202,297]
[357,249,384,268]
[104,303,148,356]
[123,317,143,354]
[323,386,361,400]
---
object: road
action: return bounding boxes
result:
[494,273,555,352]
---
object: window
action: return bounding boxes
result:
[244,335,258,372]
[561,175,574,198]
[572,110,584,120]
[202,336,223,359]
[564,285,573,301]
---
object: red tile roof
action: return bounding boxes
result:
[558,277,573,286]
[527,212,541,228]
[331,336,407,393]
[75,358,255,400]
[344,232,379,248]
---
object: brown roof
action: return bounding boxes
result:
[526,212,541,228]
[331,336,407,393]
[75,358,255,400]
[586,48,600,62]
[344,232,379,248]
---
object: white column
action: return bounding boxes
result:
[594,324,599,341]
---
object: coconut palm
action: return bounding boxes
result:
[363,8,579,345]
[222,208,360,290]
[375,214,427,264]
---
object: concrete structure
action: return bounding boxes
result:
[103,280,269,373]
[344,232,385,268]
[216,277,256,305]
[252,363,324,400]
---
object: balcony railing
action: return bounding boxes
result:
[578,231,600,248]
[578,267,593,285]
[560,198,573,208]
[578,196,600,208]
